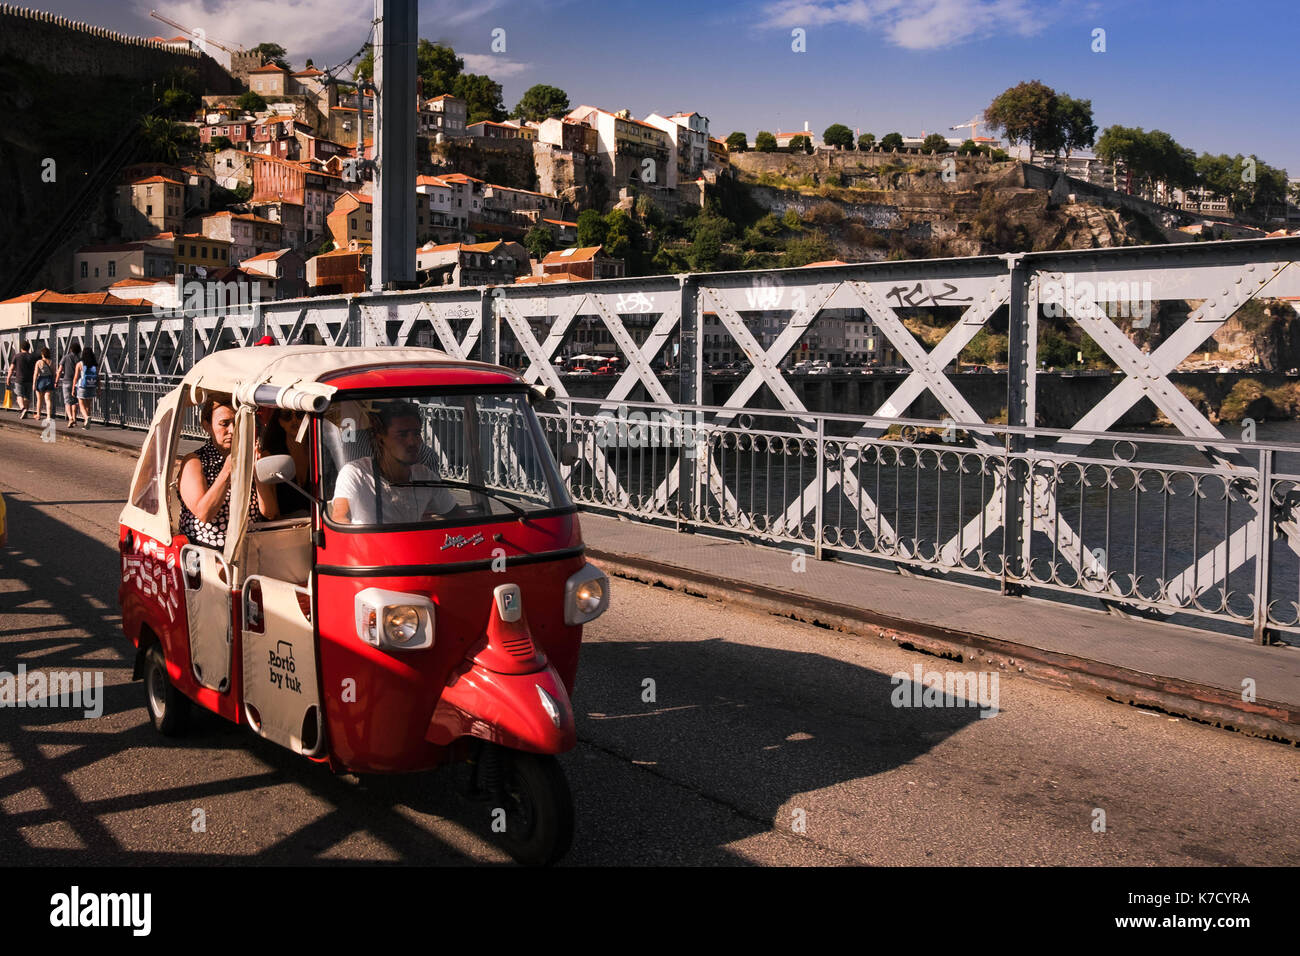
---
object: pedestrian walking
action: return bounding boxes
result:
[55,340,81,426]
[5,341,37,419]
[72,348,100,428]
[31,347,55,421]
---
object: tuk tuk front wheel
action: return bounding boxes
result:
[144,644,190,737]
[496,751,573,866]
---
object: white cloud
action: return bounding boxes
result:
[460,53,530,78]
[135,0,371,68]
[758,0,1050,50]
[133,0,518,70]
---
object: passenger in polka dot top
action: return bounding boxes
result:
[178,396,279,549]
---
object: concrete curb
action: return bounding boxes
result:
[586,548,1300,747]
[0,415,144,456]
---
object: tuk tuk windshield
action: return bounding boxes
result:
[321,390,572,529]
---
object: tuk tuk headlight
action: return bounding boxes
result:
[355,589,435,651]
[564,564,610,626]
[384,606,421,645]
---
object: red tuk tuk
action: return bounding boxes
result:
[118,346,608,865]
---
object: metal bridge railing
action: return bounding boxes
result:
[537,398,1300,645]
[22,371,1300,644]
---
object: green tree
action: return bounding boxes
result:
[236,90,267,113]
[880,132,904,151]
[858,133,876,150]
[823,123,854,149]
[454,73,506,123]
[418,41,465,94]
[725,131,748,152]
[523,224,554,260]
[250,42,290,70]
[139,115,188,164]
[576,208,607,247]
[783,232,835,267]
[1055,94,1096,160]
[1097,126,1197,199]
[160,87,199,120]
[755,131,777,152]
[984,80,1061,154]
[690,227,722,271]
[208,135,234,152]
[788,134,812,153]
[920,133,950,154]
[782,208,802,230]
[957,139,980,155]
[357,39,464,97]
[511,84,570,122]
[604,208,647,270]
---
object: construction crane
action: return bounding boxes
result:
[950,115,983,141]
[148,9,245,55]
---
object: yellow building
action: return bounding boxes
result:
[172,233,234,273]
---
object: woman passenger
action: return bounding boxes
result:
[179,395,279,548]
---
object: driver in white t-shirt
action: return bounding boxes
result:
[331,401,463,525]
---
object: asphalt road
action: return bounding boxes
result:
[1,422,1298,866]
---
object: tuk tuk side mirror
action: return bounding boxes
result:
[560,441,580,467]
[255,454,296,484]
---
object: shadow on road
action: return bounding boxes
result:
[0,491,987,866]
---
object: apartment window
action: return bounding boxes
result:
[365,220,371,230]
[190,245,197,257]
[221,249,227,261]
[146,204,153,215]
[94,267,99,278]
[80,261,87,278]
[146,186,153,197]
[201,247,208,259]
[350,217,357,230]
[108,261,116,277]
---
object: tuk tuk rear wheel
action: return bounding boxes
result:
[497,751,573,866]
[144,644,190,737]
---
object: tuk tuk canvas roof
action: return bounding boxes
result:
[181,345,492,396]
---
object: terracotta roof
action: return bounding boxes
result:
[292,67,325,76]
[242,249,293,262]
[75,240,171,254]
[487,183,558,200]
[0,290,151,307]
[312,249,367,259]
[800,259,850,267]
[109,277,168,288]
[542,246,604,263]
[439,172,483,184]
[542,219,578,227]
[204,211,283,225]
[128,175,184,186]
[418,240,503,255]
[514,273,580,284]
[248,64,289,74]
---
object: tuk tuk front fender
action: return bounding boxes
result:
[426,662,576,754]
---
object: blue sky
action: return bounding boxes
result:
[38,0,1300,172]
